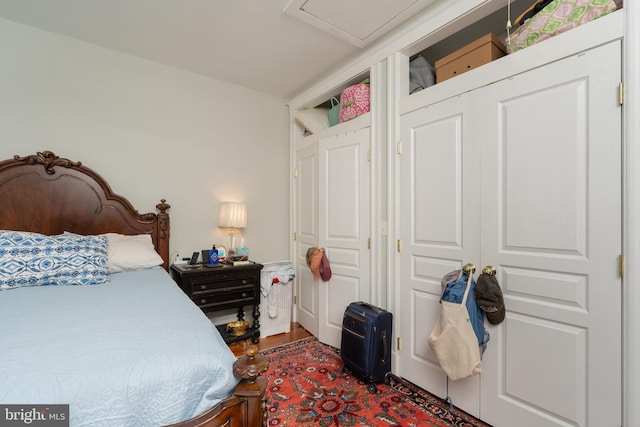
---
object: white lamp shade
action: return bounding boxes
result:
[219,202,247,229]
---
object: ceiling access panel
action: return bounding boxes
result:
[283,0,438,48]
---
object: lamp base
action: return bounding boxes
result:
[227,230,236,253]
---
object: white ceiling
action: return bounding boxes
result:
[0,0,434,100]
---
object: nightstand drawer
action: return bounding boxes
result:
[190,275,254,292]
[194,284,256,310]
[192,270,254,282]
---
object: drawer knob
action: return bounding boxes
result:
[242,280,247,284]
[242,292,247,298]
[200,285,206,290]
[200,299,206,304]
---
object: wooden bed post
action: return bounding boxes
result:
[156,199,171,270]
[232,345,269,426]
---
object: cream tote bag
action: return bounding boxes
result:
[428,271,482,380]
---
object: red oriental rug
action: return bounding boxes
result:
[261,337,492,427]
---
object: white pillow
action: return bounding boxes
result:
[103,233,163,273]
[295,108,330,134]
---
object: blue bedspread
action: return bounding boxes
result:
[0,267,239,426]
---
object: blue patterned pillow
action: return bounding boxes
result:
[0,231,109,290]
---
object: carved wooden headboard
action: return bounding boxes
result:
[0,151,171,270]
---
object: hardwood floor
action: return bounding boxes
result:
[229,322,312,357]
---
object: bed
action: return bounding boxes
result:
[0,151,266,427]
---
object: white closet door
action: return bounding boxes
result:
[295,143,319,336]
[479,40,622,427]
[397,95,482,416]
[318,128,371,348]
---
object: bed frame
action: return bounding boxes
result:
[0,151,266,427]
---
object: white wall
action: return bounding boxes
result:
[0,18,290,266]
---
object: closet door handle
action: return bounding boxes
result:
[462,263,476,274]
[482,265,496,276]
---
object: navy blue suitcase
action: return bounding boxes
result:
[341,301,393,392]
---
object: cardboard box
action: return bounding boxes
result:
[435,33,506,83]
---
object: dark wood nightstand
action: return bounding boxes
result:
[170,262,263,344]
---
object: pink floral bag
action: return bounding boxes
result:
[338,79,370,123]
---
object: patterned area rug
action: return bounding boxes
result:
[261,337,492,427]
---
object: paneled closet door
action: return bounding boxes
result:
[295,143,319,337]
[317,128,371,348]
[397,95,482,416]
[479,40,622,427]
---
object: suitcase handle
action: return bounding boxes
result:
[355,301,384,313]
[380,330,387,366]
